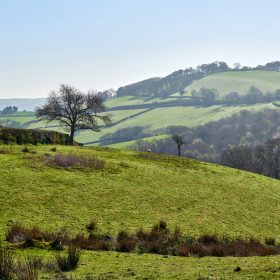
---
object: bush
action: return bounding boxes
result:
[176,244,190,257]
[14,256,41,280]
[86,220,97,232]
[6,222,69,248]
[265,237,276,246]
[198,234,219,244]
[0,244,14,280]
[45,154,105,169]
[50,239,64,251]
[72,234,113,251]
[56,245,80,272]
[116,231,137,252]
[21,147,30,153]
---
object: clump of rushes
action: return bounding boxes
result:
[56,245,80,272]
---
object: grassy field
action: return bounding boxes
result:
[1,144,280,239]
[107,134,170,149]
[75,103,276,145]
[1,144,280,279]
[2,70,280,148]
[15,248,280,279]
[0,102,278,147]
[186,70,280,96]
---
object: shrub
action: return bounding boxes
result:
[176,244,190,257]
[21,147,30,153]
[15,256,41,280]
[6,222,69,248]
[50,239,64,251]
[56,245,80,272]
[72,234,113,251]
[198,234,219,244]
[86,220,97,232]
[265,237,276,246]
[45,154,105,169]
[0,244,14,280]
[6,222,28,243]
[116,231,137,252]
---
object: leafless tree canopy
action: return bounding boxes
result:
[36,84,111,145]
[172,134,185,157]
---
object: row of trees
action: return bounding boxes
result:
[131,109,280,177]
[0,106,18,115]
[117,62,230,98]
[190,87,280,106]
[117,61,280,98]
[221,139,280,179]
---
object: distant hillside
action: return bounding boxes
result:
[117,61,230,97]
[0,98,46,111]
[117,61,280,98]
[186,70,280,96]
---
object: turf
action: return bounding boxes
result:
[2,70,280,147]
[2,144,280,279]
[1,144,280,240]
[76,103,276,144]
[186,70,280,96]
[15,249,280,279]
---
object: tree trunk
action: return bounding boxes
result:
[178,146,181,157]
[68,129,75,146]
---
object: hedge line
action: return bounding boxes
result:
[0,126,70,145]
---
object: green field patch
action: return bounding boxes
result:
[186,70,280,96]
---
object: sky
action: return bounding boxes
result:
[1,0,280,98]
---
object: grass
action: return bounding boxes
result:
[106,134,170,149]
[77,103,276,144]
[11,248,280,279]
[186,70,280,96]
[1,144,280,240]
[2,144,280,279]
[2,70,280,148]
[3,103,277,146]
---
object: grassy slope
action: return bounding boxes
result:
[20,249,280,279]
[2,70,280,147]
[186,70,280,96]
[2,145,280,279]
[1,144,280,240]
[2,103,276,146]
[76,103,275,145]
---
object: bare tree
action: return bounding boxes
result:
[172,134,185,157]
[36,84,111,145]
[179,90,185,97]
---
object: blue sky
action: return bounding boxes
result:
[1,0,280,98]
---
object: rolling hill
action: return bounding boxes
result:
[1,145,280,238]
[1,144,280,278]
[186,70,280,96]
[2,68,280,148]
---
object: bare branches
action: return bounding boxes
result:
[35,84,111,145]
[172,134,185,157]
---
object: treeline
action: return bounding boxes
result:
[221,139,280,179]
[117,62,230,97]
[130,109,280,178]
[117,61,280,98]
[0,127,71,145]
[0,106,18,115]
[190,87,280,106]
